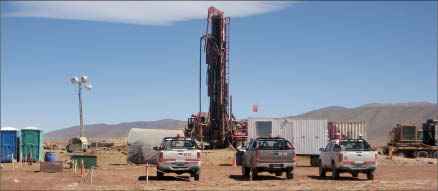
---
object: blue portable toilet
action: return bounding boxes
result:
[1,127,19,162]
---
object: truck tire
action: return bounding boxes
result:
[432,151,438,158]
[319,162,326,177]
[416,151,429,158]
[331,162,339,179]
[286,168,294,179]
[251,168,258,179]
[367,171,375,180]
[157,170,164,180]
[242,167,250,177]
[194,169,200,181]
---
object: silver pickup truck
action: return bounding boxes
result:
[153,136,201,181]
[319,139,377,180]
[241,137,296,179]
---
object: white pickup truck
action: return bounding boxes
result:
[319,139,377,180]
[153,136,201,181]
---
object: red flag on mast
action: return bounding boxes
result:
[253,105,258,112]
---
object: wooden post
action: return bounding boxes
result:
[12,154,14,171]
[90,168,94,184]
[29,152,33,165]
[81,160,84,178]
[20,152,23,168]
[145,163,149,184]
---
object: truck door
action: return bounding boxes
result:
[322,142,333,167]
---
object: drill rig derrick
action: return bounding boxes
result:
[185,6,247,149]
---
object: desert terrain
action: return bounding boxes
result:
[1,148,436,190]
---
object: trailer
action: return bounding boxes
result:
[383,119,438,158]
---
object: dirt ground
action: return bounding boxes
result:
[1,149,437,190]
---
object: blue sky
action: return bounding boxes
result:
[1,2,436,132]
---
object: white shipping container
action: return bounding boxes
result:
[288,119,328,155]
[328,122,367,140]
[247,118,328,155]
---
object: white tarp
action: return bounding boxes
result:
[127,128,182,164]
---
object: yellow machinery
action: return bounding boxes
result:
[385,121,438,158]
[388,123,422,146]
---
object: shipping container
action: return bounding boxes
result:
[328,122,367,140]
[1,127,19,162]
[20,126,44,162]
[248,118,328,166]
[287,119,328,155]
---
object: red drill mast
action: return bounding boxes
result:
[185,7,247,149]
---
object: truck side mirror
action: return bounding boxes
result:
[319,148,325,152]
[153,146,159,151]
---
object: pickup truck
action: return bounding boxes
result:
[153,136,201,181]
[241,136,296,179]
[319,139,377,180]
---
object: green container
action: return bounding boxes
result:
[71,154,98,169]
[20,127,43,162]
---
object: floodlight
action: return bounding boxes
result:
[71,77,79,83]
[85,85,92,91]
[81,76,88,83]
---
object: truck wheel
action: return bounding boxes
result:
[319,162,326,177]
[157,170,164,180]
[251,168,258,179]
[416,151,429,158]
[286,168,294,179]
[432,151,438,158]
[242,167,250,177]
[367,171,375,180]
[351,172,358,178]
[331,163,339,179]
[194,169,201,181]
[275,172,282,176]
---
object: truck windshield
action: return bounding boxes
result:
[255,139,291,150]
[161,139,197,150]
[340,140,369,151]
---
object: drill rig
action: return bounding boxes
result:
[185,7,248,149]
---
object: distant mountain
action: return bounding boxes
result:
[293,102,437,146]
[46,102,437,146]
[44,119,185,142]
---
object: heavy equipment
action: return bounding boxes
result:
[384,119,438,158]
[184,7,248,149]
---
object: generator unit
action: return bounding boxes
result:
[388,123,422,146]
[423,119,438,146]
